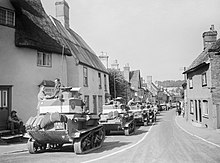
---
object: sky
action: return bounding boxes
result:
[41,0,220,82]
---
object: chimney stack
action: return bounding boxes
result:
[99,52,109,69]
[202,25,217,50]
[123,63,130,82]
[55,0,70,29]
[111,60,120,70]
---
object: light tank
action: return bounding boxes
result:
[99,97,136,136]
[25,87,105,154]
[129,101,148,126]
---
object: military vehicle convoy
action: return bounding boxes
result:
[99,98,136,136]
[128,102,149,126]
[25,87,105,154]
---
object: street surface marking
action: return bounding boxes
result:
[175,117,220,148]
[82,124,154,163]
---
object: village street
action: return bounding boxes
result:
[1,109,220,163]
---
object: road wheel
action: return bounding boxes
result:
[124,128,129,136]
[27,139,38,154]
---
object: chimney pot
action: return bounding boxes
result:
[55,0,70,29]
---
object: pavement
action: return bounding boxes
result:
[0,137,28,154]
[175,114,220,148]
[1,112,220,155]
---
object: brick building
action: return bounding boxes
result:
[183,25,220,129]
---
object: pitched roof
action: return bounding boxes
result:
[10,0,108,73]
[51,17,108,73]
[183,45,211,74]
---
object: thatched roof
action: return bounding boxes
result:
[10,0,107,73]
[10,0,71,55]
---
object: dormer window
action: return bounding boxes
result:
[0,7,15,27]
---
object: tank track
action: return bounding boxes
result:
[73,125,105,154]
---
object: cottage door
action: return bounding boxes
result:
[0,87,11,130]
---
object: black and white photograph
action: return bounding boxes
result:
[0,0,220,162]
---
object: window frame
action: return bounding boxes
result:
[98,72,102,89]
[104,74,107,91]
[37,51,52,67]
[0,7,15,27]
[190,100,194,114]
[84,95,89,112]
[189,78,193,89]
[83,67,88,87]
[98,95,103,113]
[202,73,207,87]
[202,100,209,117]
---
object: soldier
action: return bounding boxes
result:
[8,110,23,134]
[37,85,46,115]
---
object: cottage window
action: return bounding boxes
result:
[202,100,208,116]
[98,95,103,113]
[0,7,15,27]
[189,78,193,89]
[37,51,52,67]
[98,73,102,89]
[93,95,97,114]
[83,67,88,87]
[84,95,89,112]
[104,74,107,91]
[190,100,194,114]
[202,73,207,86]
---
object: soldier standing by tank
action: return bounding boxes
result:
[51,78,61,98]
[37,85,46,115]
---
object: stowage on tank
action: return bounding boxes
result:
[99,97,136,136]
[25,87,105,154]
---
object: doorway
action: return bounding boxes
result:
[0,86,11,130]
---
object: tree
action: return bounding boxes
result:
[108,68,130,103]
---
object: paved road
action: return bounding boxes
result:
[1,110,220,163]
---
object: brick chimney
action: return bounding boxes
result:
[123,63,130,82]
[55,0,69,29]
[203,25,217,50]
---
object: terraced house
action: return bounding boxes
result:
[183,25,220,129]
[0,0,109,131]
